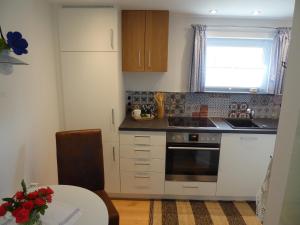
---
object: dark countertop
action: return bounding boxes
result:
[119,116,278,134]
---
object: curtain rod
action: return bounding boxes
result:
[199,25,280,30]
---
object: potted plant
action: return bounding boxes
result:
[0,180,54,225]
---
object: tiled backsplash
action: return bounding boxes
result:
[126,91,282,119]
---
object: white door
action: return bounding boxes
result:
[60,52,119,143]
[217,133,276,198]
[59,7,118,51]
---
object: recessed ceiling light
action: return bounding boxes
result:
[252,10,262,16]
[209,9,218,15]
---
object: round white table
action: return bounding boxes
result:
[50,185,108,225]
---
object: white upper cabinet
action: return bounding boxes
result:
[217,133,276,198]
[58,7,119,51]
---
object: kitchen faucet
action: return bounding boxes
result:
[247,108,255,120]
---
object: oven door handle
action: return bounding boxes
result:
[167,146,219,151]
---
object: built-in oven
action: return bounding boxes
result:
[165,132,221,182]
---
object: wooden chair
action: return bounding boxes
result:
[55,129,119,225]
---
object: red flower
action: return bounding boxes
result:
[22,201,34,211]
[0,205,6,217]
[38,188,47,196]
[34,198,46,207]
[15,191,25,200]
[27,191,38,199]
[13,208,30,223]
[46,187,54,195]
[1,202,12,209]
[46,195,52,203]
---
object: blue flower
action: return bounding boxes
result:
[6,31,28,55]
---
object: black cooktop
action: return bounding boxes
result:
[168,117,216,128]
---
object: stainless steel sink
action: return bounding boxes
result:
[225,118,259,129]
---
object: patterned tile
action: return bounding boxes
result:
[125,91,282,119]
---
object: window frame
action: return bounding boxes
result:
[204,36,274,94]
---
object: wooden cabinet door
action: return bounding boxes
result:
[145,11,169,72]
[216,134,276,198]
[59,7,118,51]
[122,11,146,72]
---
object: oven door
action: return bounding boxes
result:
[165,143,220,182]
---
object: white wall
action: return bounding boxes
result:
[124,13,292,92]
[0,0,60,196]
[264,1,300,224]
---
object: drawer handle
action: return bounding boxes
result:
[134,135,151,138]
[135,175,150,179]
[183,186,199,189]
[240,137,258,141]
[134,149,151,152]
[135,163,150,166]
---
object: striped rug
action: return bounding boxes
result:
[149,200,261,225]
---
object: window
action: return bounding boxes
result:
[205,37,273,93]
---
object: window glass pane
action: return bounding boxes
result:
[205,38,273,92]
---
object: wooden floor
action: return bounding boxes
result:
[112,199,261,225]
[112,199,150,225]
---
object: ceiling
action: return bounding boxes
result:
[48,0,295,19]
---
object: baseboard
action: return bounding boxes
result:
[107,192,256,201]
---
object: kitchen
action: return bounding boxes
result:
[0,0,299,225]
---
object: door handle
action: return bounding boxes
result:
[135,175,150,179]
[148,50,151,67]
[138,50,141,67]
[135,163,150,166]
[167,146,220,151]
[110,29,114,50]
[112,146,116,161]
[183,186,199,189]
[111,108,115,125]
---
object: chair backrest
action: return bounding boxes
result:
[56,129,104,191]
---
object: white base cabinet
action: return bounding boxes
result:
[216,133,276,198]
[119,131,166,195]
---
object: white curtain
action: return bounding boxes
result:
[189,25,207,92]
[269,27,292,95]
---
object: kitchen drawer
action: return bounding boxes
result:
[121,171,164,194]
[165,181,216,196]
[120,145,165,159]
[120,158,165,173]
[120,131,166,146]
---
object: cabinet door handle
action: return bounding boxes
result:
[240,136,258,141]
[135,175,150,179]
[113,146,116,161]
[111,108,115,125]
[183,186,198,189]
[148,50,151,67]
[138,50,141,67]
[110,29,114,50]
[135,163,150,166]
[134,149,150,152]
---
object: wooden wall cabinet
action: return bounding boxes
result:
[122,10,169,72]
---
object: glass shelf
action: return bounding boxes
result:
[0,51,28,65]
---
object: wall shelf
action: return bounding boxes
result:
[0,53,28,65]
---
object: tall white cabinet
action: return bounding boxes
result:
[58,7,124,194]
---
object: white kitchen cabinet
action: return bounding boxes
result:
[119,131,166,194]
[216,133,276,198]
[59,7,119,51]
[60,52,120,142]
[58,8,124,194]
